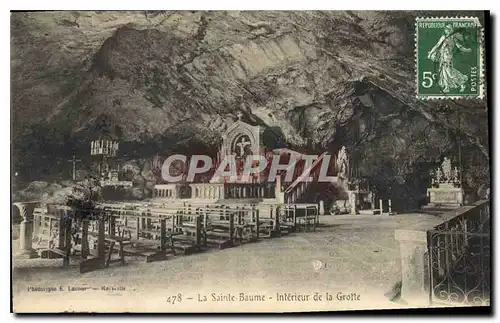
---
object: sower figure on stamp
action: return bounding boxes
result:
[427,24,472,93]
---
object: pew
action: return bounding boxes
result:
[171,209,203,255]
[293,204,319,232]
[113,208,179,261]
[108,206,203,259]
[198,205,235,250]
[29,200,321,274]
[233,205,259,243]
[75,208,130,273]
[38,207,73,267]
[248,204,280,238]
[35,206,118,273]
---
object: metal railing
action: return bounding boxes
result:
[427,200,490,306]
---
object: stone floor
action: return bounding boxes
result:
[12,212,444,313]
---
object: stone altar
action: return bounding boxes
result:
[427,183,464,207]
[426,157,464,208]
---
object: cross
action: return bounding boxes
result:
[236,137,251,157]
[68,154,82,181]
[236,111,243,121]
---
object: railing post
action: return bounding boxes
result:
[57,209,66,250]
[229,213,234,245]
[319,200,325,216]
[160,218,166,253]
[81,219,89,260]
[135,213,140,239]
[220,184,225,199]
[97,217,106,260]
[195,214,202,247]
[63,216,72,267]
[274,205,280,233]
[395,229,430,306]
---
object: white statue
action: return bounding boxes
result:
[452,166,459,183]
[435,168,442,183]
[441,157,452,182]
[336,146,349,180]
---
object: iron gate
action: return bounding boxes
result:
[427,200,490,306]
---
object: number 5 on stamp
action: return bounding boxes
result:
[415,17,484,100]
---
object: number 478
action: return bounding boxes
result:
[421,71,437,88]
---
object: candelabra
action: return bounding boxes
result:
[90,139,119,179]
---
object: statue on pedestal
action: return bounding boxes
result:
[435,168,442,184]
[425,157,464,208]
[336,146,349,181]
[442,157,452,182]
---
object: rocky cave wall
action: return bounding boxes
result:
[11,11,490,207]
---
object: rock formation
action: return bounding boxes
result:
[11,11,489,207]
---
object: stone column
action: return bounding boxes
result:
[14,202,39,259]
[394,229,430,306]
[379,199,383,214]
[319,200,325,215]
[275,176,284,203]
[348,191,357,215]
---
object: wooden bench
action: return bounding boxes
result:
[125,215,180,262]
[293,204,319,232]
[200,207,235,250]
[87,231,131,265]
[280,204,298,233]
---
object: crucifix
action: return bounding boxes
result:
[68,154,82,181]
[235,137,251,157]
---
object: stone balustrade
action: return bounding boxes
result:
[188,183,276,200]
[153,184,182,199]
[224,183,275,199]
[190,183,226,200]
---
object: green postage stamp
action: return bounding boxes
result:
[415,17,484,100]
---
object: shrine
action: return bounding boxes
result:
[91,137,132,188]
[153,112,277,202]
[425,157,464,209]
[151,112,362,214]
[212,111,267,184]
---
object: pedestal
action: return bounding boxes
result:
[319,200,325,215]
[395,229,430,306]
[347,190,358,215]
[14,202,39,259]
[427,183,464,208]
[276,176,285,203]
